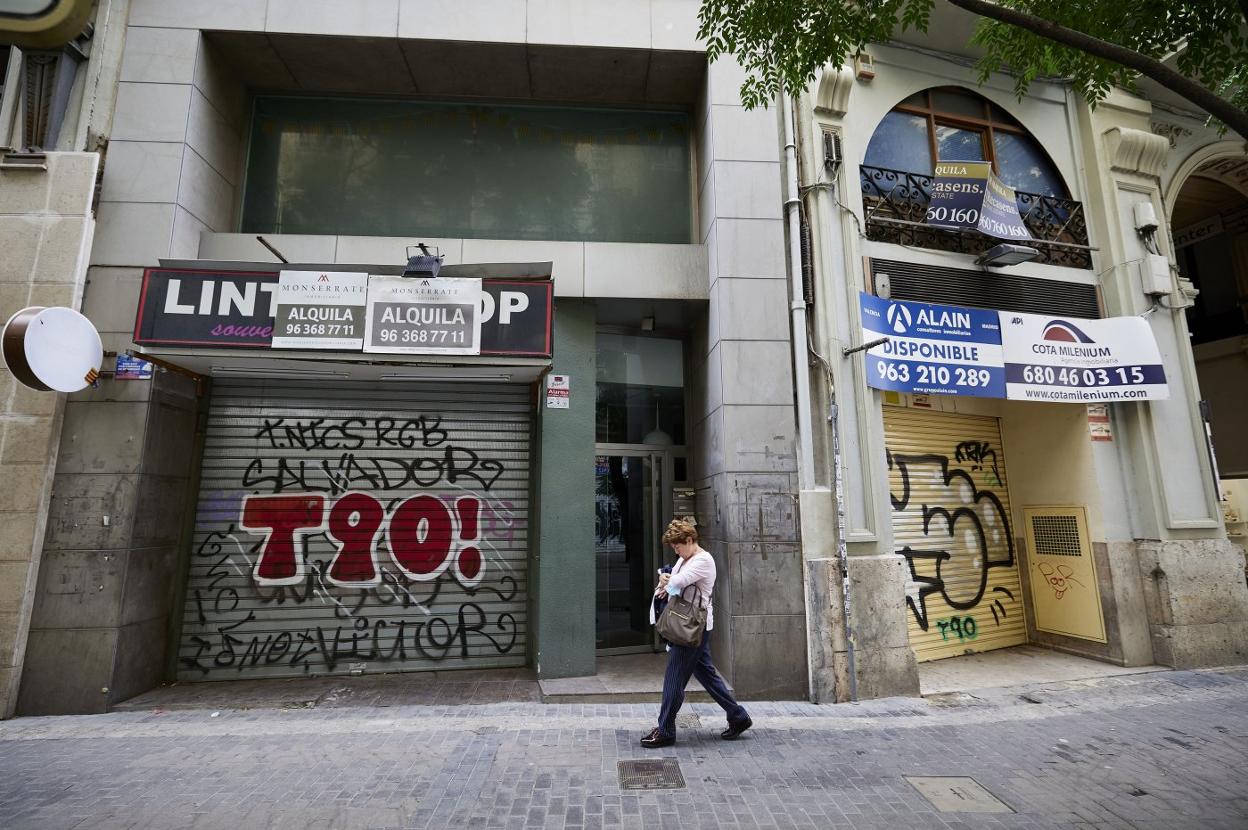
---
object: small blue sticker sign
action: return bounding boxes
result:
[860,292,1005,398]
[114,354,152,380]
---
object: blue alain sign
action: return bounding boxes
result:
[860,292,1005,397]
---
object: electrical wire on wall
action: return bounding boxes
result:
[799,180,867,241]
[795,164,858,703]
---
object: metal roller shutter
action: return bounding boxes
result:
[177,379,532,681]
[883,406,1026,662]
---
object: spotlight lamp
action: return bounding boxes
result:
[975,243,1040,267]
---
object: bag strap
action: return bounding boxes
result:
[673,552,708,604]
[675,582,702,606]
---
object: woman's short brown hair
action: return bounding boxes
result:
[662,517,698,545]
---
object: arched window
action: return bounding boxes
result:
[864,87,1067,197]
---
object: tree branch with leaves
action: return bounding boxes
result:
[698,0,1248,138]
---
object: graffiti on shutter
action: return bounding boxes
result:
[884,407,1026,661]
[179,380,530,680]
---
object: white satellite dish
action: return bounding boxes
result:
[2,306,103,393]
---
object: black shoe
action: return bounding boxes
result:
[640,727,675,748]
[721,717,752,740]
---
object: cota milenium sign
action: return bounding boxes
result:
[134,268,553,358]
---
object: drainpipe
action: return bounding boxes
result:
[781,87,819,704]
[782,86,857,704]
[782,90,816,491]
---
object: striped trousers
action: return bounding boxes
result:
[657,629,748,738]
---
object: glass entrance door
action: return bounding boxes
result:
[594,450,666,652]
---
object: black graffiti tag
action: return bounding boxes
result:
[243,416,499,494]
[179,573,521,676]
[954,440,1002,484]
[241,446,504,494]
[254,416,448,452]
[180,514,523,677]
[888,449,1016,632]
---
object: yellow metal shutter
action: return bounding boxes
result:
[883,406,1026,662]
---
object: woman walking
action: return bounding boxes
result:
[641,518,752,748]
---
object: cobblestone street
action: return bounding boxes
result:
[2,667,1247,829]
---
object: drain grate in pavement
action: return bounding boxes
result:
[905,777,1013,813]
[618,759,686,790]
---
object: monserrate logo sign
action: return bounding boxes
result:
[272,271,369,350]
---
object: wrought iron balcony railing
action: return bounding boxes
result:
[859,165,1092,269]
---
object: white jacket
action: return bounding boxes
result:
[650,549,716,631]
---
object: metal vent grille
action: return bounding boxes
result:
[1023,505,1105,642]
[618,760,685,790]
[870,258,1101,319]
[1029,515,1082,557]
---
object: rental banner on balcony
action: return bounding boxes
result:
[926,161,1031,241]
[859,293,1169,402]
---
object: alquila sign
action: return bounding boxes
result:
[272,271,369,350]
[926,160,1031,241]
[134,268,553,357]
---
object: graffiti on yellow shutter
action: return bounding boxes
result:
[884,407,1027,661]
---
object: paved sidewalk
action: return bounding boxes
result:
[2,668,1247,829]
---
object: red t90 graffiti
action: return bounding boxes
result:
[240,492,484,588]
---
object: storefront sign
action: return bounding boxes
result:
[1000,312,1169,402]
[860,292,1005,397]
[859,294,1169,403]
[926,161,1030,240]
[135,269,278,347]
[364,276,482,356]
[134,269,553,357]
[272,270,368,350]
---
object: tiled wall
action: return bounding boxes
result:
[197,234,710,300]
[13,24,240,714]
[0,153,100,718]
[123,0,702,50]
[95,32,244,272]
[692,60,806,699]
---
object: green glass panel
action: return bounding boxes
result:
[242,97,693,244]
